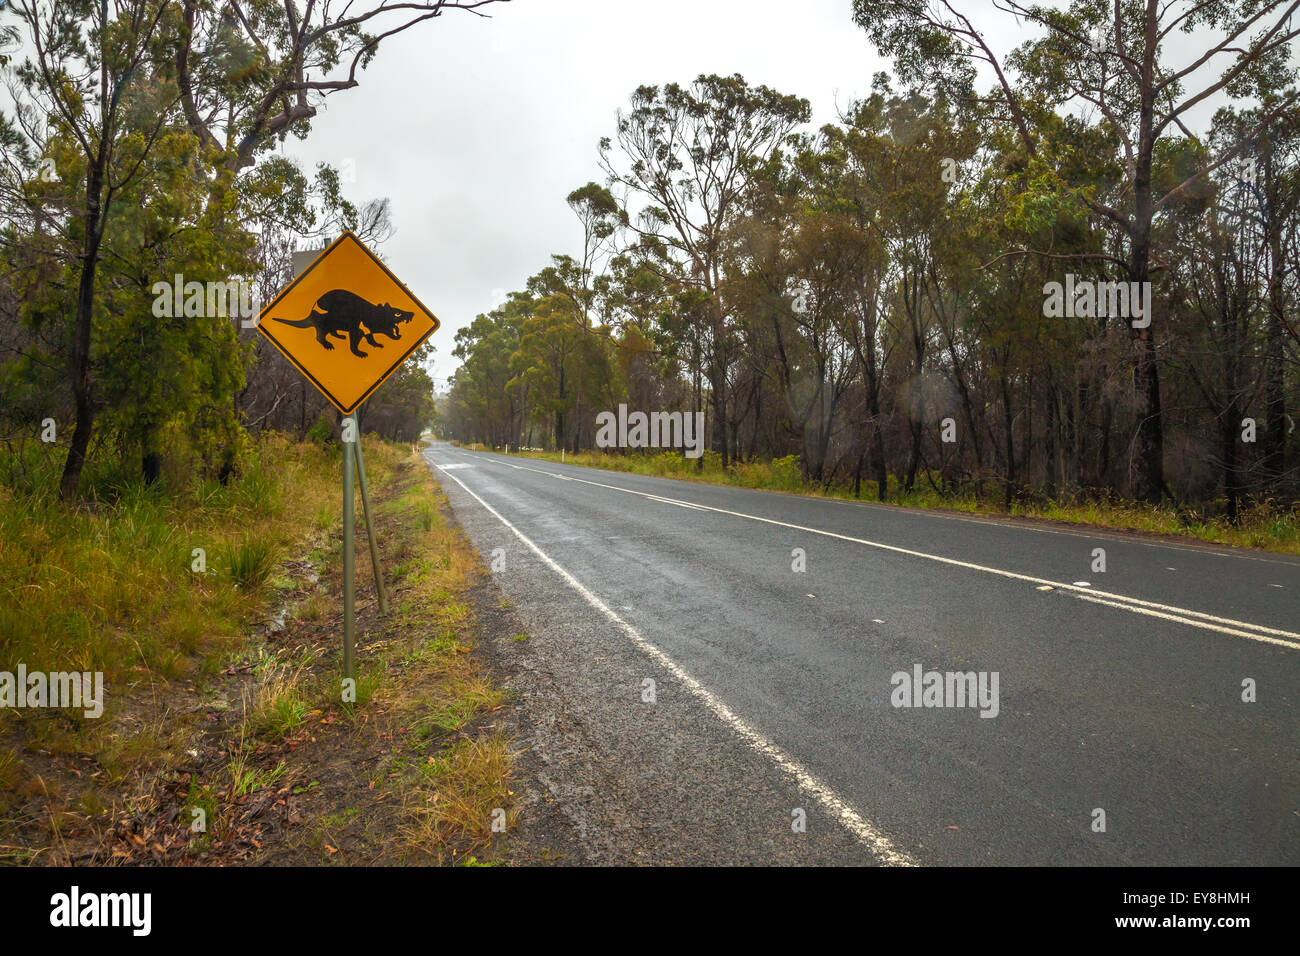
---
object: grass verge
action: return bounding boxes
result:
[0,435,513,865]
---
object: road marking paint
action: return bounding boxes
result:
[470,455,1300,650]
[799,474,1300,566]
[443,443,1300,568]
[431,458,916,866]
[1065,592,1300,649]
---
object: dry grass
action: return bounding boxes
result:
[218,444,517,865]
[355,457,514,863]
[401,734,516,864]
[248,652,319,739]
[0,433,342,862]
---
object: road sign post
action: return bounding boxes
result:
[343,416,356,681]
[353,431,389,615]
[256,231,439,681]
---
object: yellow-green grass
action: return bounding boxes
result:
[0,433,340,861]
[464,445,1300,555]
[0,434,340,707]
[400,734,515,863]
[2,433,518,865]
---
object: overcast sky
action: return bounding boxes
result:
[277,0,1247,390]
[281,0,895,389]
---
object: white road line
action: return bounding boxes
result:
[831,496,1296,566]
[460,454,1300,650]
[431,458,916,866]
[1066,592,1300,648]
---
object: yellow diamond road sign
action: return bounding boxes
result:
[256,231,439,414]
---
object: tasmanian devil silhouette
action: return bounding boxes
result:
[270,289,414,358]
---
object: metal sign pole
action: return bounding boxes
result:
[353,430,389,615]
[254,229,440,683]
[342,415,356,681]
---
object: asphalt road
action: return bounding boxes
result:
[423,441,1300,866]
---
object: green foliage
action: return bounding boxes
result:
[365,341,438,442]
[226,538,280,591]
[307,416,336,448]
[0,0,453,497]
[444,46,1299,518]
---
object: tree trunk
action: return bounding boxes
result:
[1130,37,1165,504]
[1002,374,1015,511]
[873,417,887,502]
[710,366,728,468]
[59,166,107,501]
[143,451,162,486]
[1262,131,1287,489]
[1044,382,1058,500]
[905,419,921,494]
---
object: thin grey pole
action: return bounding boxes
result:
[353,434,389,615]
[342,416,356,680]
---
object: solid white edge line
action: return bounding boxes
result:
[431,458,917,867]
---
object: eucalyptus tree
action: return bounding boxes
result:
[854,0,1300,502]
[599,73,810,466]
[1213,103,1300,489]
[3,0,181,497]
[449,301,527,449]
